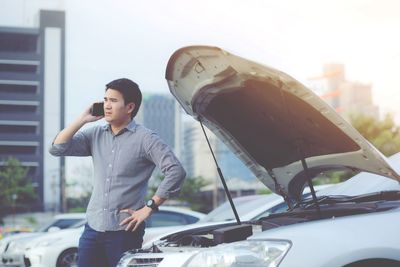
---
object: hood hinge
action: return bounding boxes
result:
[267,169,293,209]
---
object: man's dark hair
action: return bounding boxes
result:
[105,78,142,118]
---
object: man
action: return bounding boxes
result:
[49,78,186,267]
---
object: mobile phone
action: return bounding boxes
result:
[91,102,104,116]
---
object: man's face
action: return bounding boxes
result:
[103,89,134,124]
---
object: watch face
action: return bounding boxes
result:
[146,199,153,206]
[146,199,158,211]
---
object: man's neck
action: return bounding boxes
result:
[110,119,131,135]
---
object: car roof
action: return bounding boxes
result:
[158,206,205,219]
[52,213,86,219]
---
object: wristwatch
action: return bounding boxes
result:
[146,199,159,211]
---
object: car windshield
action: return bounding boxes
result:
[36,218,85,232]
[316,153,400,197]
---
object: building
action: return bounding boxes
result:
[337,81,379,118]
[308,63,379,120]
[183,119,257,208]
[136,93,180,151]
[0,8,65,212]
[182,119,216,180]
[183,119,255,181]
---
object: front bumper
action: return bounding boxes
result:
[24,247,59,267]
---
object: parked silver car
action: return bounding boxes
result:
[22,206,204,267]
[0,213,85,267]
[118,46,400,267]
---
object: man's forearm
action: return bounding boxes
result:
[53,117,86,144]
[152,195,166,207]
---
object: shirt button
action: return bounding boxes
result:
[106,178,110,182]
[104,208,107,211]
[105,193,108,196]
[109,164,112,167]
[112,150,114,153]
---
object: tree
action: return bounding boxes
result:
[177,176,210,212]
[148,175,210,212]
[313,113,400,185]
[350,113,400,156]
[0,157,37,222]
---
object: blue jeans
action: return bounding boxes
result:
[78,223,145,267]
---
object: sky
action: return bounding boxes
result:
[61,0,400,123]
[1,0,399,120]
[1,0,400,184]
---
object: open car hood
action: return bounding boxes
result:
[165,45,400,202]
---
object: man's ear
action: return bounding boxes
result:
[126,102,135,114]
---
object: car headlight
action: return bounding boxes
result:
[183,240,291,267]
[117,251,164,267]
[8,241,26,252]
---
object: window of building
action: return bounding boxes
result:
[0,104,38,113]
[0,145,37,155]
[0,84,38,94]
[0,125,37,134]
[0,32,38,53]
[0,63,38,73]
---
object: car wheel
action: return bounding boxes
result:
[56,248,78,267]
[344,259,400,267]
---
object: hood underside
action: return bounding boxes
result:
[166,45,400,201]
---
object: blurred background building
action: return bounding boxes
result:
[182,119,255,182]
[136,93,180,152]
[0,2,66,212]
[182,119,260,207]
[308,63,379,120]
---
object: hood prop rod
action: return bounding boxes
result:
[299,155,321,216]
[199,119,242,225]
[278,84,321,216]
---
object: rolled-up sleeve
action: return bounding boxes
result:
[144,132,186,199]
[49,130,92,157]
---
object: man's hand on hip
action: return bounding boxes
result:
[119,207,152,232]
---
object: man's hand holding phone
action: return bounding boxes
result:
[53,102,104,145]
[79,102,104,123]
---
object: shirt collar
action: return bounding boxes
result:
[126,120,137,132]
[102,120,137,133]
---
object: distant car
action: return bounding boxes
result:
[23,206,204,267]
[34,213,86,233]
[0,227,33,240]
[117,46,400,267]
[0,213,85,267]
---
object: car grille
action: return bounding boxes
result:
[4,242,10,252]
[24,256,31,267]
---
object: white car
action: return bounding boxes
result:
[117,46,400,267]
[23,206,204,267]
[141,185,332,248]
[0,213,85,267]
[198,184,333,225]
